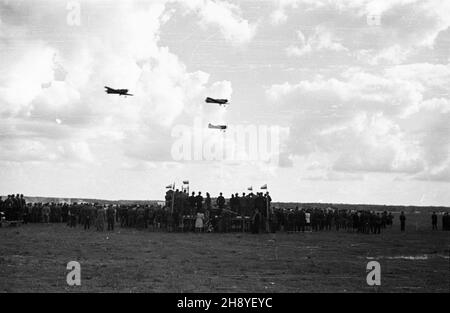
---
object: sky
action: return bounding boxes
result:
[0,0,449,205]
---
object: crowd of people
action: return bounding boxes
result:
[1,192,449,233]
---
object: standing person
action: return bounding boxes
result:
[144,205,150,229]
[195,192,203,213]
[127,206,136,227]
[189,192,196,215]
[299,209,306,232]
[229,194,236,213]
[247,193,255,218]
[251,209,261,234]
[375,213,382,234]
[443,213,449,231]
[96,206,105,231]
[195,211,205,232]
[305,210,311,231]
[205,193,212,212]
[264,192,272,232]
[400,211,406,232]
[20,195,27,223]
[136,205,145,229]
[181,190,189,216]
[83,205,91,230]
[381,211,388,228]
[265,192,272,213]
[42,203,50,224]
[216,193,225,212]
[119,206,127,227]
[311,209,318,232]
[4,195,13,220]
[69,205,77,227]
[0,196,3,226]
[174,190,182,217]
[254,193,265,231]
[239,193,247,216]
[107,205,115,231]
[432,212,438,230]
[325,209,332,231]
[10,194,18,220]
[15,194,22,220]
[387,212,394,227]
[234,193,241,215]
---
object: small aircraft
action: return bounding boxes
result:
[208,123,227,131]
[104,86,133,97]
[205,97,228,106]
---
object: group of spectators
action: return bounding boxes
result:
[1,192,449,234]
[271,207,394,234]
[164,189,273,233]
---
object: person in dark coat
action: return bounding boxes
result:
[205,193,212,212]
[216,193,225,211]
[82,204,91,230]
[432,212,438,230]
[400,211,406,232]
[251,209,261,234]
[195,192,203,213]
[375,213,382,234]
[189,192,196,215]
[107,205,115,231]
[239,193,247,216]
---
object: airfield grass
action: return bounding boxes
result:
[0,212,449,292]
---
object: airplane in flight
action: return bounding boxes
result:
[104,86,133,97]
[205,97,228,106]
[208,123,227,131]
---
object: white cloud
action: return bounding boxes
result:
[266,63,450,181]
[356,45,411,66]
[269,9,288,25]
[277,0,450,67]
[286,26,348,57]
[179,0,257,45]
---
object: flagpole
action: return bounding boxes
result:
[266,191,269,233]
[263,185,269,233]
[171,182,175,214]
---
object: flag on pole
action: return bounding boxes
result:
[183,180,189,184]
[261,184,267,190]
[247,186,253,191]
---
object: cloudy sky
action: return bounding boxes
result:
[0,0,449,205]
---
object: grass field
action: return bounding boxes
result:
[0,212,449,292]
